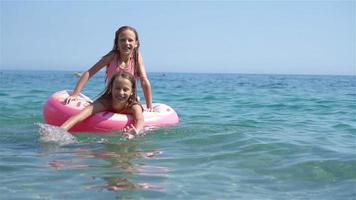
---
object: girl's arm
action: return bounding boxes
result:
[136,52,153,110]
[60,101,106,131]
[123,104,144,138]
[131,104,144,132]
[65,54,113,104]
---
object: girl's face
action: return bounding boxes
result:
[117,29,138,56]
[111,77,133,104]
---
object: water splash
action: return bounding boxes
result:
[36,123,78,145]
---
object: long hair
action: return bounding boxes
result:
[113,26,140,53]
[104,26,140,71]
[98,71,139,106]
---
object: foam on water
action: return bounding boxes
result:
[37,123,78,145]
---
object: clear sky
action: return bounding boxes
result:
[1,1,355,75]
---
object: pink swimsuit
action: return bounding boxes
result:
[106,53,139,81]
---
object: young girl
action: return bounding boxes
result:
[65,26,153,111]
[61,71,144,139]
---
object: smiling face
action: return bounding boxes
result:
[111,77,133,105]
[117,29,138,57]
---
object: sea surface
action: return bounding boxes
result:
[0,70,355,200]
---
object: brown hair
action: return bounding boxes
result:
[104,26,140,75]
[98,71,139,107]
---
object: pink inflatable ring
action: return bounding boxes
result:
[43,90,179,133]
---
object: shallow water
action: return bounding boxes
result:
[0,70,355,199]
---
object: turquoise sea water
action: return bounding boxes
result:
[0,70,355,200]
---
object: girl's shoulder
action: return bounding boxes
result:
[128,102,144,113]
[94,98,111,110]
[102,51,118,62]
[137,51,143,60]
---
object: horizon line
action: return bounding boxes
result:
[0,68,355,77]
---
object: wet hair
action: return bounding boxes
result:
[98,71,139,106]
[112,26,140,53]
[104,26,140,71]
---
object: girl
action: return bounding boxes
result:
[61,71,144,139]
[65,26,153,111]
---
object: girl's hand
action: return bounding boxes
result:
[123,124,144,139]
[145,107,154,112]
[64,95,79,104]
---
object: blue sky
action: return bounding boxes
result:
[1,1,355,75]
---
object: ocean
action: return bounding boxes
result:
[0,70,355,200]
